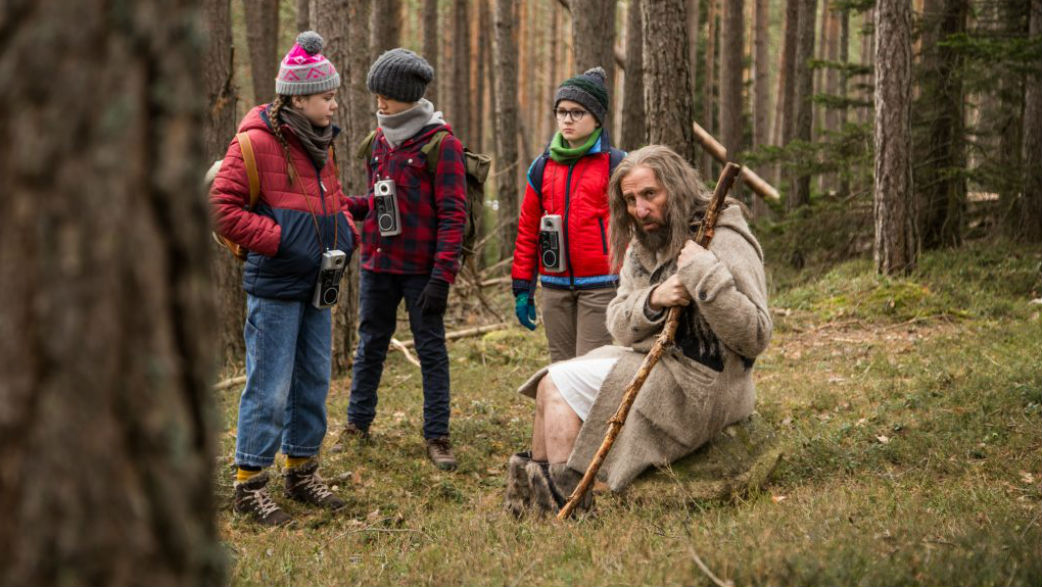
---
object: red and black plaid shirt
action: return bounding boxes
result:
[345,124,467,284]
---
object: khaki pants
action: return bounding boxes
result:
[540,287,617,363]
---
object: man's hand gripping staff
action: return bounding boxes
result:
[556,162,743,521]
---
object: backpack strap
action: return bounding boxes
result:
[356,129,378,160]
[608,147,626,177]
[421,130,450,175]
[236,131,261,209]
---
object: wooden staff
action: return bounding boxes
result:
[557,162,743,520]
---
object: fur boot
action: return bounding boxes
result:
[504,452,533,518]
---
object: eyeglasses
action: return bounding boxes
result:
[554,108,588,122]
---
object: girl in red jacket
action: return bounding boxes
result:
[511,67,624,362]
[210,32,357,526]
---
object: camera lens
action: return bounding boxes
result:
[379,214,394,231]
[542,250,557,268]
[322,287,339,305]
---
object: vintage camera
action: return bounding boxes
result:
[312,249,347,309]
[538,214,566,273]
[374,178,402,237]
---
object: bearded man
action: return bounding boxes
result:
[505,145,772,517]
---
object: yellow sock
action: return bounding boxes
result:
[236,467,262,482]
[286,456,311,468]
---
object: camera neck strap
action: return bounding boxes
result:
[289,159,338,252]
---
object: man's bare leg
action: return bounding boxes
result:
[531,374,582,463]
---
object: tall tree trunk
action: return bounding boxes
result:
[858,8,876,125]
[788,0,817,211]
[837,6,851,198]
[297,0,310,31]
[470,2,483,152]
[452,0,471,144]
[0,1,223,584]
[572,0,617,127]
[773,0,799,187]
[371,0,401,61]
[719,0,745,164]
[752,0,771,218]
[245,0,279,105]
[547,0,560,143]
[494,0,521,259]
[915,0,968,249]
[702,0,718,175]
[643,0,699,163]
[205,0,245,366]
[1015,0,1042,242]
[424,0,440,105]
[621,0,647,150]
[688,0,700,104]
[819,3,841,194]
[874,0,918,275]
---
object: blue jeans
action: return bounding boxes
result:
[348,270,451,439]
[235,294,332,467]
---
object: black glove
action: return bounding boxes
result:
[417,278,450,315]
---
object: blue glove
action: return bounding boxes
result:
[515,292,537,331]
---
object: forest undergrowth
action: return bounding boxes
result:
[214,237,1041,586]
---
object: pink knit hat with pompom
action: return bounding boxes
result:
[276,31,341,95]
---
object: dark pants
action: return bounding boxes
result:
[348,270,450,439]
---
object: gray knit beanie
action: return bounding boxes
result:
[366,48,434,103]
[276,31,341,95]
[554,67,610,124]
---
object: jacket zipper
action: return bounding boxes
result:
[564,163,576,290]
[598,217,608,255]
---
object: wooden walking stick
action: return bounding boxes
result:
[557,162,743,520]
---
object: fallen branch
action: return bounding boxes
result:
[692,121,780,202]
[213,375,246,391]
[397,322,511,349]
[390,338,421,367]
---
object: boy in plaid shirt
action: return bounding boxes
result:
[340,48,467,470]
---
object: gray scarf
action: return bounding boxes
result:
[278,105,334,169]
[376,98,446,147]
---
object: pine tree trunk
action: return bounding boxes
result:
[572,0,617,120]
[688,0,700,101]
[1016,0,1042,242]
[204,0,246,366]
[494,0,521,259]
[0,1,223,583]
[874,0,918,275]
[837,6,851,198]
[297,0,310,31]
[773,0,799,187]
[720,0,745,163]
[246,0,279,105]
[371,0,401,61]
[788,0,817,211]
[470,4,483,152]
[424,0,440,105]
[858,8,875,125]
[915,0,968,249]
[621,0,647,151]
[643,0,699,163]
[451,0,471,144]
[702,0,718,175]
[752,0,772,218]
[547,0,560,143]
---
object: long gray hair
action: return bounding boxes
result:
[608,145,714,271]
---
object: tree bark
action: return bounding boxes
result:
[424,0,439,105]
[621,0,647,151]
[687,0,700,104]
[0,1,223,583]
[297,0,310,31]
[642,0,699,164]
[719,0,745,164]
[858,8,875,125]
[752,0,771,218]
[451,0,471,144]
[370,0,401,61]
[245,0,279,104]
[788,0,817,211]
[571,0,617,127]
[915,0,968,249]
[775,0,799,151]
[204,0,246,366]
[873,0,918,275]
[702,0,718,175]
[493,0,521,259]
[1015,0,1042,242]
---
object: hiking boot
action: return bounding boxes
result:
[525,461,593,518]
[504,451,533,518]
[285,459,346,511]
[329,421,371,452]
[234,471,294,526]
[425,437,458,471]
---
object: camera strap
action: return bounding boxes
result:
[290,159,339,252]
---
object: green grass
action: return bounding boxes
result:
[214,239,1041,586]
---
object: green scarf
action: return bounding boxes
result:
[548,127,603,164]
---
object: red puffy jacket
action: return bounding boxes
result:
[511,133,623,295]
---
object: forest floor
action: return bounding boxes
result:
[213,238,1041,586]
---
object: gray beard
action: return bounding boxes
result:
[635,223,671,253]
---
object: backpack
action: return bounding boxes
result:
[208,131,338,261]
[357,129,491,261]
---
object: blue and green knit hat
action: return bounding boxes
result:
[554,67,609,124]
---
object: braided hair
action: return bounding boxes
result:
[268,95,298,184]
